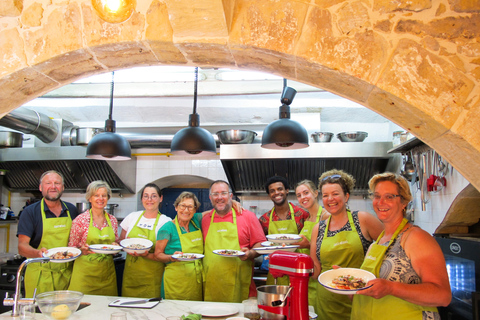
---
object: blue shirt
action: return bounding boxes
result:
[157,212,202,255]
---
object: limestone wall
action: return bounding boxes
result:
[0,0,479,189]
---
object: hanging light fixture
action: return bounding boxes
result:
[86,71,132,160]
[91,0,136,24]
[261,79,309,149]
[170,67,217,155]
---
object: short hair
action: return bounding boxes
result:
[295,179,318,194]
[140,183,162,198]
[174,191,201,209]
[265,176,289,194]
[209,180,232,193]
[368,172,412,209]
[40,170,64,185]
[318,169,355,195]
[85,180,112,201]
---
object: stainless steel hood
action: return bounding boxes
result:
[0,146,136,194]
[220,142,399,195]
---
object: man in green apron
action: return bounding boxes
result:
[17,170,79,297]
[258,176,309,285]
[202,180,266,303]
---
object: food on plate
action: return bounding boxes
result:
[50,251,76,260]
[177,253,198,259]
[51,304,71,319]
[100,245,117,250]
[126,243,147,249]
[275,235,295,240]
[217,250,240,255]
[330,274,367,290]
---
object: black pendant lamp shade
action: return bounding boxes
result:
[86,72,132,160]
[170,67,217,155]
[261,86,309,149]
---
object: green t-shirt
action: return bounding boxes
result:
[156,212,203,255]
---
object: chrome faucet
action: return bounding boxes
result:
[3,257,50,317]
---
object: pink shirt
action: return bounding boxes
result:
[68,211,119,248]
[202,208,266,249]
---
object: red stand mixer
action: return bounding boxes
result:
[257,251,314,320]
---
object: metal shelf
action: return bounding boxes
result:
[387,137,425,154]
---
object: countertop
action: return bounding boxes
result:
[0,295,245,319]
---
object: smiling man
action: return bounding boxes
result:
[17,170,79,297]
[201,180,266,303]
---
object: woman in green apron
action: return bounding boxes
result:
[120,183,172,298]
[310,170,384,320]
[155,192,204,301]
[68,181,119,296]
[294,179,328,306]
[351,173,451,320]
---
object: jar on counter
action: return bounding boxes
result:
[392,131,403,147]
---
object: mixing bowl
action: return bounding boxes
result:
[337,131,368,142]
[311,132,333,143]
[216,130,257,144]
[36,290,83,320]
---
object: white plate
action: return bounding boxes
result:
[318,267,376,295]
[44,247,81,263]
[172,253,204,261]
[213,249,245,257]
[89,244,122,254]
[120,238,153,254]
[253,245,299,255]
[266,234,301,245]
[190,303,239,317]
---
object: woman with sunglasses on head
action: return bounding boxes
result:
[295,179,329,306]
[154,192,204,301]
[310,169,384,319]
[119,183,172,298]
[351,172,451,320]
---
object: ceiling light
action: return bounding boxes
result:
[170,67,217,155]
[86,72,132,160]
[261,82,309,149]
[91,0,136,24]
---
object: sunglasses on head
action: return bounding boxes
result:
[322,174,342,181]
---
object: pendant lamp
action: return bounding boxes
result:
[86,71,132,160]
[170,67,217,155]
[261,80,309,149]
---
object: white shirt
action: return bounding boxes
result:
[120,210,172,237]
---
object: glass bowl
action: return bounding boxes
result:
[36,290,83,320]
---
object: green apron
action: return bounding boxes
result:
[203,208,252,302]
[24,200,73,297]
[351,218,438,320]
[266,203,298,286]
[315,210,364,320]
[122,211,163,298]
[68,210,117,296]
[297,206,323,306]
[163,216,204,301]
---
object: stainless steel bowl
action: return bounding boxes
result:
[216,130,257,144]
[337,131,368,142]
[311,132,333,143]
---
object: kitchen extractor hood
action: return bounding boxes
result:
[220,142,399,195]
[0,146,136,194]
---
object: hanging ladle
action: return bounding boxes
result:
[271,286,293,306]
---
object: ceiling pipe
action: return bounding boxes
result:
[0,107,58,143]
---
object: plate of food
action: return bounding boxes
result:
[120,238,153,254]
[253,245,299,255]
[44,247,81,263]
[172,253,205,261]
[318,267,376,295]
[213,249,245,257]
[89,244,122,254]
[266,234,301,245]
[190,303,239,317]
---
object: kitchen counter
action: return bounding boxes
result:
[0,295,245,319]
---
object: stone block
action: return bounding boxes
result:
[0,0,23,17]
[0,28,27,77]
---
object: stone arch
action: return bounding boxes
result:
[0,0,479,189]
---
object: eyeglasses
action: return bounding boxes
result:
[321,174,342,181]
[369,193,402,202]
[142,194,159,200]
[178,204,195,211]
[210,191,230,198]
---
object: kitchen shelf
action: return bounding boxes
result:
[387,137,425,154]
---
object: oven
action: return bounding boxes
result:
[435,236,480,320]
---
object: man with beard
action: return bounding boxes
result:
[202,180,266,302]
[259,175,309,285]
[17,170,79,297]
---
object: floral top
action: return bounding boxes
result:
[68,210,119,248]
[259,202,309,235]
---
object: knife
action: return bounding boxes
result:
[119,297,161,305]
